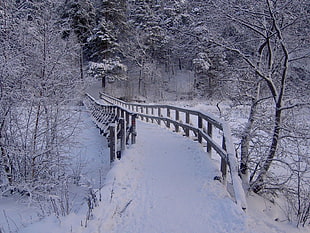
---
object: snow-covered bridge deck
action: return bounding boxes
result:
[18,89,303,233]
[88,120,247,233]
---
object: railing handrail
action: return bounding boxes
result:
[98,92,247,211]
[100,92,223,129]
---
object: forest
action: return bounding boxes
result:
[0,0,309,228]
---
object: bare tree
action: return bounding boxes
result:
[210,0,309,190]
[0,0,82,212]
[206,0,310,225]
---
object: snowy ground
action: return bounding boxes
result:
[19,120,308,233]
[0,107,110,233]
[1,82,308,232]
[84,121,247,233]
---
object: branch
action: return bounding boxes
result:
[280,102,310,111]
[232,6,270,18]
[289,52,310,62]
[254,95,274,105]
[225,13,267,38]
[280,135,310,140]
[266,0,289,105]
[211,39,278,101]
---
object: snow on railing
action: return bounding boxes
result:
[99,92,247,211]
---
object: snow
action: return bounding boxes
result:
[68,109,110,190]
[85,121,247,233]
[0,107,110,233]
[1,89,309,232]
[19,119,309,233]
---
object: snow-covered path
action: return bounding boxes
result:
[86,120,248,233]
[19,112,307,233]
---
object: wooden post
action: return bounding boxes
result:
[126,112,130,131]
[109,124,116,163]
[125,112,130,144]
[146,107,149,122]
[140,106,144,121]
[167,108,170,128]
[198,115,202,143]
[131,114,137,144]
[221,136,227,183]
[185,112,190,136]
[151,108,154,123]
[119,118,126,151]
[158,107,161,125]
[207,122,212,153]
[117,108,121,119]
[175,110,180,132]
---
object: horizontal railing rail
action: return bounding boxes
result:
[99,92,247,210]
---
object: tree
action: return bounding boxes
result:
[0,0,26,186]
[209,0,309,224]
[61,0,96,79]
[0,0,82,214]
[123,0,230,99]
[62,0,96,44]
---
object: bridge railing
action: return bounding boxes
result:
[99,92,247,210]
[84,93,137,163]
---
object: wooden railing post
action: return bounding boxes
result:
[151,108,154,123]
[198,115,202,143]
[109,124,116,163]
[140,106,144,121]
[146,107,149,122]
[185,112,190,136]
[221,136,227,183]
[131,114,137,144]
[207,122,212,153]
[119,118,126,152]
[175,110,180,132]
[167,108,171,128]
[117,107,121,119]
[158,107,161,125]
[126,111,130,131]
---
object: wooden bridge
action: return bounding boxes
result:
[84,94,137,162]
[84,92,247,211]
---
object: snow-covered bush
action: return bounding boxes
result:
[193,53,211,74]
[88,59,127,82]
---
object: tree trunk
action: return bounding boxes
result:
[240,99,257,185]
[251,4,289,192]
[80,46,84,80]
[32,104,41,179]
[0,107,12,185]
[138,69,142,95]
[252,105,282,193]
[102,76,106,88]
